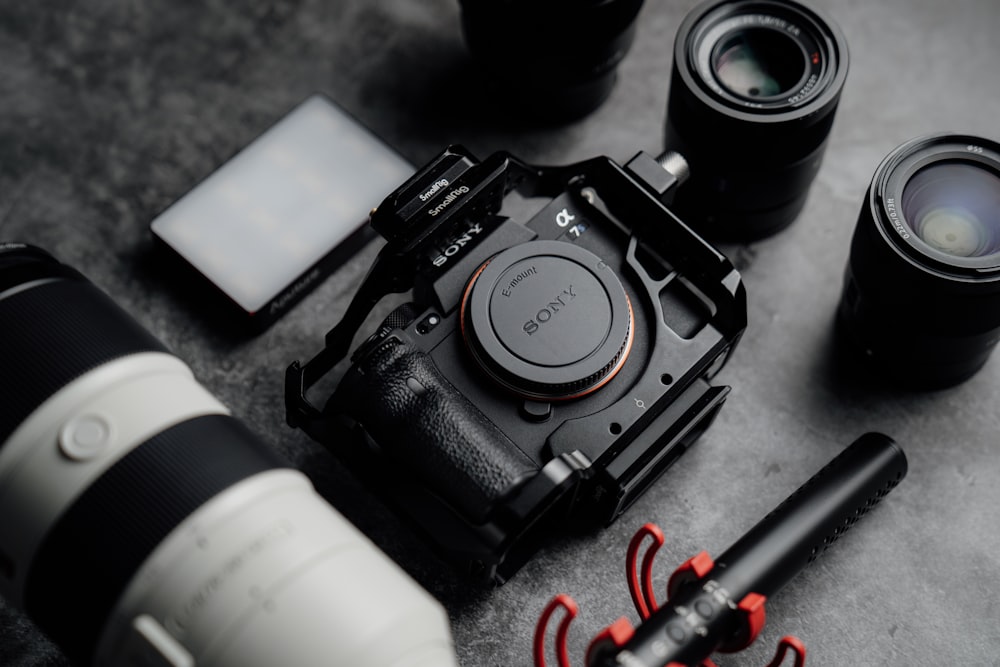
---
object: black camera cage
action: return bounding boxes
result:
[285,146,747,582]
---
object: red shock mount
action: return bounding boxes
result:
[533,523,806,667]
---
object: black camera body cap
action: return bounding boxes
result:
[460,240,633,401]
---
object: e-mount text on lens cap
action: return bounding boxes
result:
[461,241,633,400]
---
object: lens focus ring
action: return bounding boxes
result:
[0,277,168,446]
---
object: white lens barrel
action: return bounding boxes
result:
[0,352,228,606]
[0,352,457,667]
[0,315,458,667]
[98,468,456,667]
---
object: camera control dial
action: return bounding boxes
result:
[460,241,633,401]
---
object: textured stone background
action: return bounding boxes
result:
[2,1,999,666]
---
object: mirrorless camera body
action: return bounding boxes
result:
[286,146,747,583]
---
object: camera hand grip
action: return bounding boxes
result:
[335,340,538,523]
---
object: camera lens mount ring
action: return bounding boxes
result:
[460,241,633,401]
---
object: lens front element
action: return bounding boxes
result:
[713,27,807,99]
[901,162,1000,259]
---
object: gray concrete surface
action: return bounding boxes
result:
[1,1,999,665]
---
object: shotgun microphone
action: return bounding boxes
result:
[535,433,908,667]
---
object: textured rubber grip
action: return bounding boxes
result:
[24,414,288,665]
[0,278,167,445]
[335,340,539,523]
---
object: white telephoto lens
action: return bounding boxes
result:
[0,245,458,667]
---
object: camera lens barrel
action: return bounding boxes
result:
[0,245,168,446]
[664,0,848,240]
[838,134,1000,388]
[459,0,645,121]
[0,244,457,667]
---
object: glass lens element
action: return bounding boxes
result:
[901,162,1000,258]
[713,28,805,98]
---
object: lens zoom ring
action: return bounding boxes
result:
[23,414,288,665]
[0,279,167,445]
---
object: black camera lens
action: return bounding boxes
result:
[664,0,848,240]
[459,0,645,122]
[838,134,1000,388]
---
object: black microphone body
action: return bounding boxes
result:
[596,433,907,667]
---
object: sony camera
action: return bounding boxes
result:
[286,146,747,583]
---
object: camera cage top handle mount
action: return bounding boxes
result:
[285,144,746,442]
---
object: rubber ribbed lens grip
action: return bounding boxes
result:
[0,278,167,445]
[24,414,289,665]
